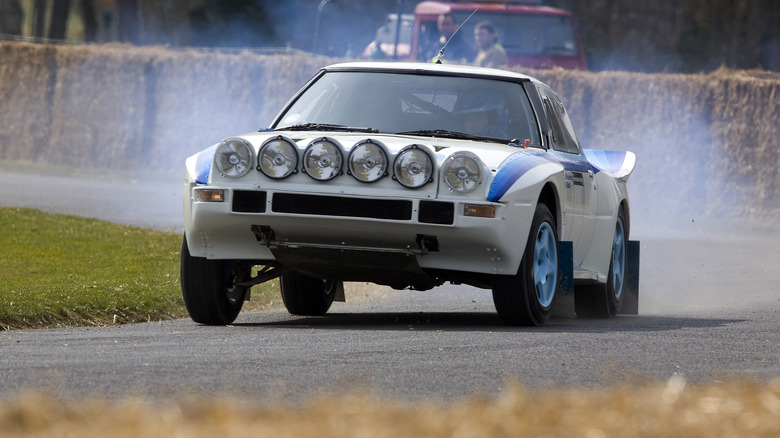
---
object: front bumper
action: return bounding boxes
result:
[184,184,536,284]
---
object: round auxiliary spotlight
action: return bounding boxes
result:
[257,136,298,179]
[348,139,388,183]
[393,145,433,189]
[303,137,343,181]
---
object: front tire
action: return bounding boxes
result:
[492,203,558,326]
[280,271,340,316]
[576,208,628,318]
[180,235,249,325]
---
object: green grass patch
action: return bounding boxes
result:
[0,207,279,330]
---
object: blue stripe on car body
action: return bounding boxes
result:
[488,152,551,202]
[195,144,217,184]
[488,150,597,202]
[555,153,594,174]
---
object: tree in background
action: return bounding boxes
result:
[18,0,74,40]
[186,0,276,48]
[0,0,24,36]
[548,0,780,72]
[116,0,139,44]
[48,0,72,40]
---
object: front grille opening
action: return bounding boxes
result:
[272,193,412,220]
[232,190,267,213]
[419,201,454,225]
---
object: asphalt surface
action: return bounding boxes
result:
[0,171,183,232]
[1,170,778,402]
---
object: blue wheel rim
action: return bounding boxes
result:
[612,219,626,299]
[533,222,557,308]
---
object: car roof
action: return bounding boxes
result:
[322,61,540,84]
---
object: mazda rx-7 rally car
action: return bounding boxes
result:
[181,62,639,326]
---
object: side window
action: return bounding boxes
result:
[555,97,581,153]
[540,90,580,154]
[543,98,565,147]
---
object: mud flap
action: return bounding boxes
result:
[330,280,346,302]
[552,241,576,318]
[619,240,640,315]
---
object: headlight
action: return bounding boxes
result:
[215,138,253,178]
[393,145,433,188]
[258,136,298,179]
[303,138,343,181]
[348,139,388,183]
[443,152,483,193]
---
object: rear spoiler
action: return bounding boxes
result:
[584,149,636,182]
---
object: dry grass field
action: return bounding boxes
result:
[1,378,779,437]
[0,41,778,219]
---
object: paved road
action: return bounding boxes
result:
[1,170,778,402]
[0,171,183,232]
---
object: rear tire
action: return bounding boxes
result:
[280,271,340,316]
[576,208,627,318]
[180,235,249,325]
[492,203,558,326]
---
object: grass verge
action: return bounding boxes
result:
[0,207,278,330]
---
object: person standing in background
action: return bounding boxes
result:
[473,20,508,69]
[432,13,474,63]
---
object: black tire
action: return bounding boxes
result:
[492,203,558,326]
[180,234,249,325]
[575,208,628,318]
[280,271,340,316]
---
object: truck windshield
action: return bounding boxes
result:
[418,13,580,60]
[274,71,541,145]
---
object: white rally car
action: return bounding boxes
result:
[181,62,639,326]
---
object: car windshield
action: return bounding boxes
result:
[274,71,541,145]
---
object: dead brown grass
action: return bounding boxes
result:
[0,41,777,219]
[1,378,778,437]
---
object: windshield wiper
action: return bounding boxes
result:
[275,123,378,133]
[396,129,478,139]
[396,129,517,145]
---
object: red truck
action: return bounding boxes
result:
[364,0,587,70]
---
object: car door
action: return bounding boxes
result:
[539,89,596,265]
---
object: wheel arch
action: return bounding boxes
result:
[537,181,562,235]
[619,198,631,238]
